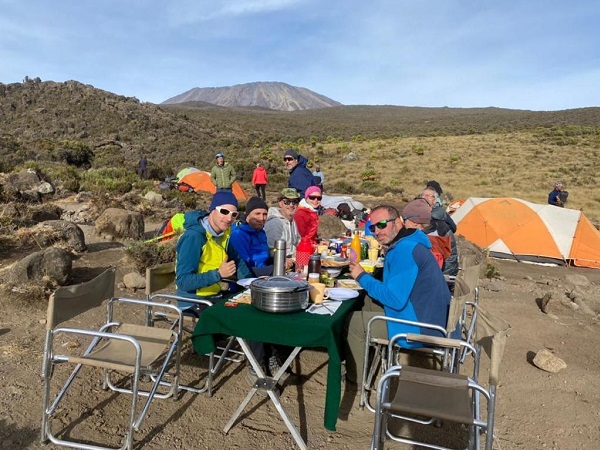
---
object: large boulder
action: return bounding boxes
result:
[8,247,72,286]
[95,208,144,240]
[26,220,87,253]
[3,169,55,201]
[318,214,347,240]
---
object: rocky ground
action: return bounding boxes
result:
[1,212,600,450]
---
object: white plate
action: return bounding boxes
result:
[328,287,360,301]
[236,278,258,288]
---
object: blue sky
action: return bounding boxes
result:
[1,0,599,110]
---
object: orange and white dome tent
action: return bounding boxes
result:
[452,197,600,269]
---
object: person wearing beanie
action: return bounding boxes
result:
[294,186,322,245]
[343,203,451,386]
[283,149,315,197]
[175,191,251,313]
[251,162,268,201]
[210,152,237,191]
[229,196,291,382]
[421,185,457,233]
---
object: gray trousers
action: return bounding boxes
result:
[343,296,388,385]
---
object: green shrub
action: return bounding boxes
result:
[80,167,136,195]
[125,240,177,274]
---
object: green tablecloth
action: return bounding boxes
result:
[191,299,356,431]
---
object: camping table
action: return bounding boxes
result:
[191,298,356,449]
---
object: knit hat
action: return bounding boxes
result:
[209,191,238,211]
[305,186,322,199]
[283,149,299,159]
[215,153,224,159]
[426,180,443,195]
[278,188,300,200]
[402,199,431,225]
[245,196,268,215]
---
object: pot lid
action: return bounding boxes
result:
[251,276,309,292]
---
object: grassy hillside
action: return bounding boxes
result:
[1,79,599,224]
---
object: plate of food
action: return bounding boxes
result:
[321,256,350,267]
[236,278,258,288]
[336,279,362,290]
[231,289,252,304]
[328,287,360,300]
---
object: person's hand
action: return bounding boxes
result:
[285,257,295,270]
[218,256,237,279]
[349,261,365,279]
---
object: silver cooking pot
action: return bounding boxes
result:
[250,276,310,313]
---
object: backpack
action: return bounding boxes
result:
[337,203,353,221]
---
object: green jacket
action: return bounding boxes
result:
[210,162,236,189]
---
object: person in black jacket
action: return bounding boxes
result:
[283,149,315,198]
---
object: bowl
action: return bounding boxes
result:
[326,268,342,278]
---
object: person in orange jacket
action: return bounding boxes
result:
[251,163,268,200]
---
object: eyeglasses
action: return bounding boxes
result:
[308,196,322,201]
[368,218,396,233]
[283,157,295,162]
[216,207,239,219]
[282,199,299,206]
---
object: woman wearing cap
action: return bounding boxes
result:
[294,186,322,245]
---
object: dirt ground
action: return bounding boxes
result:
[1,221,600,450]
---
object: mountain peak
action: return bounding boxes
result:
[162,81,342,111]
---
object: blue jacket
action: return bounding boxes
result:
[357,228,451,345]
[288,154,316,198]
[229,222,273,277]
[175,210,252,308]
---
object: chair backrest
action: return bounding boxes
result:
[457,262,482,294]
[146,262,176,296]
[447,278,471,334]
[46,268,116,330]
[475,307,512,385]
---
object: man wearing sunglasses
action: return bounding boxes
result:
[343,200,451,387]
[265,188,301,269]
[175,191,252,313]
[283,149,316,198]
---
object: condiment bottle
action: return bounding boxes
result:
[350,229,362,263]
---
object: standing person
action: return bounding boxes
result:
[343,202,451,386]
[294,186,322,245]
[138,155,147,179]
[312,164,325,193]
[175,191,252,315]
[210,153,237,192]
[264,188,301,271]
[229,197,272,277]
[251,163,268,201]
[283,149,315,198]
[420,187,458,276]
[548,181,567,207]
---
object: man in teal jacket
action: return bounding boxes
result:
[175,191,252,313]
[344,200,451,385]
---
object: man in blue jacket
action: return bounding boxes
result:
[344,200,451,385]
[230,196,273,277]
[283,149,315,198]
[175,191,253,314]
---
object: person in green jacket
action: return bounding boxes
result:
[210,152,237,191]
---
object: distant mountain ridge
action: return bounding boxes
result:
[162,81,342,111]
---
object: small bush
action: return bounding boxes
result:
[125,240,177,274]
[80,167,137,195]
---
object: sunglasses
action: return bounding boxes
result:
[368,218,396,233]
[283,157,295,162]
[282,199,299,206]
[308,196,322,201]
[216,207,239,219]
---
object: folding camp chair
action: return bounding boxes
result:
[370,307,511,450]
[145,262,244,395]
[41,268,184,450]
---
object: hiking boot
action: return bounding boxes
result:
[268,356,282,377]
